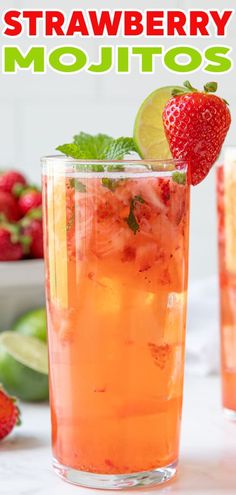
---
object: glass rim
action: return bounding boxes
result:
[41,155,187,164]
[41,155,188,174]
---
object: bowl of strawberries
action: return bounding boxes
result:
[0,169,45,331]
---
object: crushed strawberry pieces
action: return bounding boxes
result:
[64,175,188,292]
[135,202,152,223]
[148,342,171,369]
[160,180,171,205]
[97,201,116,221]
[121,246,136,262]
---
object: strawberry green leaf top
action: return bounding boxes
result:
[163,81,231,185]
[204,82,218,93]
[57,133,137,161]
[172,80,218,96]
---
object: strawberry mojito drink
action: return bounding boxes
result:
[43,81,230,489]
[43,157,190,488]
[217,149,236,417]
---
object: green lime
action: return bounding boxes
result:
[134,86,184,159]
[0,332,49,402]
[13,308,47,342]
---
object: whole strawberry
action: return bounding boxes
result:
[0,387,21,441]
[162,81,231,185]
[0,191,20,222]
[18,190,42,216]
[0,170,26,195]
[0,225,24,261]
[22,209,44,259]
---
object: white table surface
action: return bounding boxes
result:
[1,375,236,495]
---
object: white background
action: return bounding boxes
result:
[0,0,235,281]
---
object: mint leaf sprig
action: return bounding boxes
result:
[172,171,186,185]
[102,178,121,191]
[57,143,83,160]
[57,132,187,191]
[69,179,86,192]
[57,133,138,163]
[127,195,145,235]
[105,137,137,160]
[73,133,114,159]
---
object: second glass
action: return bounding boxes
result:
[42,158,190,489]
[217,148,236,418]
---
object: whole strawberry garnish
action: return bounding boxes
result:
[0,224,25,261]
[21,208,44,259]
[0,191,20,222]
[0,387,21,440]
[162,81,231,185]
[18,189,42,216]
[0,170,26,195]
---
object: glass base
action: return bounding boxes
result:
[53,458,178,490]
[224,407,236,421]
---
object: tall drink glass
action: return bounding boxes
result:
[217,148,236,418]
[42,157,190,489]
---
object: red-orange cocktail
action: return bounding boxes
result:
[42,158,190,489]
[217,151,236,418]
